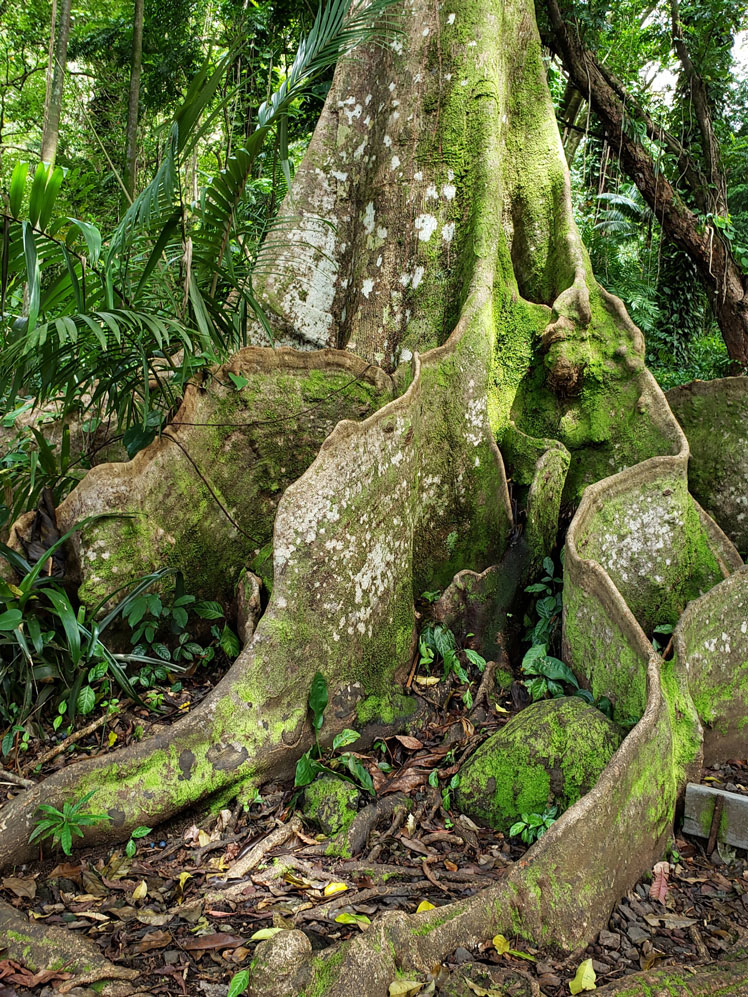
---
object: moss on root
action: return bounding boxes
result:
[455,697,622,832]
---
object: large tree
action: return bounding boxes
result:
[2,0,748,994]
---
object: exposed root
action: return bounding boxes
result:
[227,816,302,879]
[0,898,138,994]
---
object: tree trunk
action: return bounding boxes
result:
[41,0,58,144]
[40,0,71,166]
[544,0,748,367]
[3,0,748,992]
[122,0,144,206]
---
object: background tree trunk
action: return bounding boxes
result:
[122,0,144,207]
[544,0,748,367]
[40,0,71,166]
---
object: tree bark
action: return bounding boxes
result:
[544,0,748,366]
[122,0,144,207]
[40,0,72,166]
[595,956,748,995]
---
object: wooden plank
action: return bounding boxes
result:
[682,782,748,851]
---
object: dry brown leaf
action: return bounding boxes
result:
[47,863,81,881]
[395,735,424,750]
[182,932,245,951]
[134,929,173,953]
[649,861,670,904]
[1,876,36,899]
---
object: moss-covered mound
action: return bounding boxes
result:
[302,775,360,836]
[454,697,623,832]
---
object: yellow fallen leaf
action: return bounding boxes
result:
[250,927,283,941]
[132,880,148,901]
[492,934,510,954]
[197,830,211,847]
[324,881,348,897]
[493,704,509,714]
[414,675,440,686]
[416,900,435,913]
[569,957,596,994]
[389,982,424,996]
[176,871,192,904]
[108,731,117,747]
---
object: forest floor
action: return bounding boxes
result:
[1,660,748,997]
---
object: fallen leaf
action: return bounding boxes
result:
[643,913,696,929]
[1,877,35,899]
[136,910,172,926]
[395,735,424,750]
[389,982,424,996]
[197,830,211,847]
[183,932,245,951]
[249,927,283,941]
[414,675,440,686]
[416,900,435,913]
[335,912,370,928]
[132,880,148,901]
[464,982,500,996]
[569,957,596,994]
[134,929,173,953]
[47,863,82,881]
[324,882,348,897]
[176,871,192,903]
[444,860,458,872]
[108,731,118,747]
[649,861,670,905]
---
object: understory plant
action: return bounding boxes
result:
[418,622,487,708]
[294,672,374,794]
[28,790,110,856]
[509,805,559,845]
[0,523,185,725]
[521,556,612,717]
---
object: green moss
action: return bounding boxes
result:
[299,946,348,997]
[356,692,418,726]
[303,775,360,836]
[455,697,622,831]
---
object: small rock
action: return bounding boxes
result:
[592,959,611,973]
[626,924,650,945]
[535,961,555,974]
[453,946,473,964]
[599,929,621,950]
[538,973,562,988]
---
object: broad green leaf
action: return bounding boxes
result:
[193,600,224,620]
[9,162,28,217]
[227,970,250,997]
[219,624,241,658]
[228,372,249,390]
[569,958,596,993]
[295,752,323,787]
[22,222,41,333]
[131,825,152,839]
[28,163,48,226]
[77,686,96,716]
[332,728,360,751]
[0,609,22,630]
[308,671,328,731]
[38,167,64,231]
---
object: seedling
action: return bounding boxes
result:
[509,806,559,845]
[29,790,111,855]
